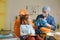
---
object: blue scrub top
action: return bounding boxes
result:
[35,14,56,34]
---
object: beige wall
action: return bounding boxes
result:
[0,0,6,30]
[6,0,60,30]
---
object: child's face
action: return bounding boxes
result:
[21,14,29,24]
[22,20,28,24]
[24,20,28,24]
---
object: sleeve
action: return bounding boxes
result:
[51,17,56,31]
[20,26,27,36]
[30,25,35,35]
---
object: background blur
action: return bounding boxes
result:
[0,0,60,31]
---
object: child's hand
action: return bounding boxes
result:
[28,34,34,36]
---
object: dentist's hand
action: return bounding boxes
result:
[47,24,52,29]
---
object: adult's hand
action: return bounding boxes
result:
[47,24,52,29]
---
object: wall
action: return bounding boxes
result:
[6,0,60,30]
[0,0,6,30]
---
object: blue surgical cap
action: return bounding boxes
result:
[42,6,51,13]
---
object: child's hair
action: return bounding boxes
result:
[20,14,29,24]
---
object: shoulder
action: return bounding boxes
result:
[48,15,54,19]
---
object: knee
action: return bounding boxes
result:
[36,36,43,40]
[31,37,35,40]
[27,36,35,40]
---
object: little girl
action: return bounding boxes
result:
[20,15,35,40]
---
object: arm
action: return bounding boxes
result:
[40,18,56,33]
[50,17,56,31]
[29,16,36,29]
[46,17,56,31]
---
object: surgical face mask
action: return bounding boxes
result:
[43,13,47,17]
[43,11,48,17]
